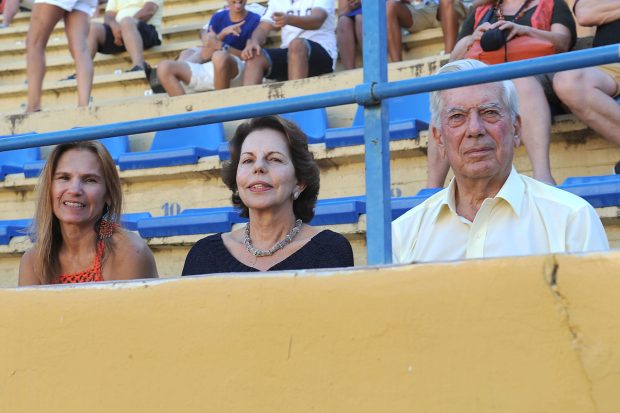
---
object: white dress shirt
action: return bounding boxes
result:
[392,167,609,264]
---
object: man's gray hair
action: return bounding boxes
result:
[429,59,520,129]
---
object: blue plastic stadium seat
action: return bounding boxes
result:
[218,141,231,161]
[391,188,443,220]
[0,218,32,245]
[0,133,40,180]
[23,135,130,178]
[118,123,224,170]
[280,108,329,144]
[120,212,153,231]
[310,196,366,226]
[218,109,329,161]
[324,93,431,148]
[558,174,620,208]
[137,207,246,238]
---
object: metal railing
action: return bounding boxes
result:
[0,1,618,264]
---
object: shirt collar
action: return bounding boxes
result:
[433,166,524,223]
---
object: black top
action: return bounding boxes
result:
[593,19,620,48]
[182,230,354,276]
[458,0,577,48]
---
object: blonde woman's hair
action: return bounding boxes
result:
[30,141,123,284]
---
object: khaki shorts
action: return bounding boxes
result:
[597,63,620,97]
[403,0,467,33]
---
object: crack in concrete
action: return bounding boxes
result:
[544,255,599,412]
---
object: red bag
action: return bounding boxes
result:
[464,35,556,65]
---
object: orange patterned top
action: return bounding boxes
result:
[57,239,105,284]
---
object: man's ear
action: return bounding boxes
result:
[431,125,446,159]
[513,114,522,148]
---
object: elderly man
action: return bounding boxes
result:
[392,59,609,264]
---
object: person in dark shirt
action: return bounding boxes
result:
[182,116,354,276]
[552,0,620,172]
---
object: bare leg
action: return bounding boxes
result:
[1,0,20,27]
[119,17,145,68]
[386,0,412,62]
[287,38,309,80]
[157,60,192,96]
[355,14,363,55]
[438,0,459,53]
[426,134,450,187]
[26,3,65,112]
[212,51,238,90]
[513,76,555,185]
[242,52,269,85]
[337,16,357,70]
[87,22,106,60]
[554,68,620,145]
[64,10,93,107]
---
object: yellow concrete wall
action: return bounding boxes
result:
[1,252,620,412]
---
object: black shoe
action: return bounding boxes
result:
[126,65,145,72]
[145,63,166,94]
[614,161,620,175]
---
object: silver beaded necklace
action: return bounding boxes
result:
[243,219,303,257]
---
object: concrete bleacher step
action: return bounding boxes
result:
[0,23,445,112]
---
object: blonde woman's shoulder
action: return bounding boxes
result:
[105,229,159,281]
[18,248,40,286]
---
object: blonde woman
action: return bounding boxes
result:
[19,141,158,285]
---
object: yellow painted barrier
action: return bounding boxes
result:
[2,252,619,412]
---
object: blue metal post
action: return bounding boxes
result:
[361,0,392,265]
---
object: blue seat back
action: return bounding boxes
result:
[352,93,431,126]
[151,123,225,151]
[280,109,329,143]
[99,136,129,160]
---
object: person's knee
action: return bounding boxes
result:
[386,0,402,21]
[212,51,229,70]
[337,15,352,32]
[157,60,174,79]
[288,39,308,60]
[119,17,138,33]
[553,70,589,103]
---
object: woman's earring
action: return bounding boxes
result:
[293,191,300,201]
[98,204,114,240]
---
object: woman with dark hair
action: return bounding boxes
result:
[182,116,354,275]
[19,141,158,285]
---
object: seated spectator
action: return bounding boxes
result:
[431,0,576,187]
[392,60,609,264]
[26,0,95,112]
[86,0,163,72]
[386,0,469,61]
[19,141,159,285]
[182,116,354,275]
[337,0,362,70]
[553,0,620,172]
[241,0,337,85]
[156,0,261,96]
